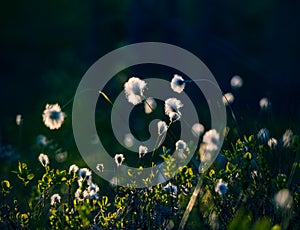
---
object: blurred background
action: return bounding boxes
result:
[0,0,300,176]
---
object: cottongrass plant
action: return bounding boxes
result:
[50,194,61,206]
[1,74,300,230]
[157,120,168,136]
[214,179,228,196]
[38,153,49,167]
[259,97,271,111]
[114,153,125,167]
[191,123,205,137]
[42,103,65,130]
[164,97,183,122]
[230,75,243,89]
[95,163,104,173]
[282,129,293,148]
[268,137,278,149]
[124,77,147,105]
[170,74,186,93]
[222,92,235,106]
[138,145,148,159]
[69,164,79,174]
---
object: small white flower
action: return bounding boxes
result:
[274,189,293,209]
[69,164,79,174]
[191,123,205,137]
[282,129,293,148]
[203,129,220,152]
[170,74,185,93]
[114,153,125,167]
[50,194,61,206]
[157,120,168,136]
[230,75,243,89]
[268,138,278,149]
[38,153,49,167]
[259,97,271,111]
[222,93,234,106]
[164,98,183,121]
[144,97,157,114]
[124,77,147,105]
[215,179,228,196]
[138,145,148,158]
[96,163,104,172]
[16,114,23,126]
[42,103,65,130]
[257,128,270,143]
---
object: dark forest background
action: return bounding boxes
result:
[0,0,300,165]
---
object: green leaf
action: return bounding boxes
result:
[1,180,11,189]
[27,173,34,181]
[102,196,108,206]
[243,152,252,160]
[1,180,11,194]
[252,217,271,230]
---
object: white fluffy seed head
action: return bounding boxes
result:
[175,140,187,150]
[42,103,65,130]
[274,189,293,209]
[96,163,104,172]
[257,128,270,143]
[114,153,125,167]
[259,97,271,111]
[138,145,148,158]
[192,123,205,137]
[38,153,49,167]
[164,98,183,121]
[215,179,228,196]
[170,74,185,93]
[175,140,190,160]
[282,129,293,148]
[202,129,220,152]
[230,75,243,89]
[164,183,178,195]
[222,93,235,106]
[78,168,92,182]
[69,164,79,174]
[124,133,135,148]
[124,77,147,105]
[157,120,168,136]
[16,114,23,126]
[268,138,278,149]
[50,194,61,206]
